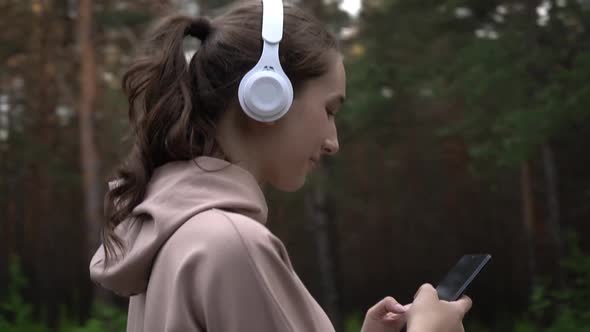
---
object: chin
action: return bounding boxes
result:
[271,174,307,193]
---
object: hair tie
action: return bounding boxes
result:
[185,17,211,41]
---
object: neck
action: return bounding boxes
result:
[216,108,265,186]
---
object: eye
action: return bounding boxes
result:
[326,108,335,118]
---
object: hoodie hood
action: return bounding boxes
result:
[89,156,268,297]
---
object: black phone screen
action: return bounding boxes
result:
[435,254,491,301]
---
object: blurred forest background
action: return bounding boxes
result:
[2,0,590,331]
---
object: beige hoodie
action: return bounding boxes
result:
[89,156,335,332]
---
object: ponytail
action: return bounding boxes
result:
[102,15,220,267]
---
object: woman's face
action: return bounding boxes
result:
[259,51,346,192]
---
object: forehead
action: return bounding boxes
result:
[298,52,346,100]
[317,53,346,98]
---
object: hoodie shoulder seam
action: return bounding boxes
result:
[210,209,295,332]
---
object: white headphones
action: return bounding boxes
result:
[238,0,293,122]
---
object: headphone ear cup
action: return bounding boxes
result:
[238,68,293,122]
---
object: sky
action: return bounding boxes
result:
[339,0,361,17]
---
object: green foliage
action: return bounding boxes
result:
[58,301,127,332]
[0,255,43,332]
[440,8,590,175]
[512,319,537,332]
[513,231,590,332]
[0,255,127,332]
[348,0,590,181]
[344,311,363,332]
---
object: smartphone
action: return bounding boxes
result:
[435,254,491,301]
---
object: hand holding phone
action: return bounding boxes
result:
[406,284,473,332]
[401,254,490,332]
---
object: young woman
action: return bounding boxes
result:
[90,1,472,331]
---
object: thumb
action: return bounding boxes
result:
[451,295,473,316]
[414,283,437,300]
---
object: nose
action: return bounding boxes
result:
[322,136,339,156]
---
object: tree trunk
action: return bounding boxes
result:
[27,0,60,325]
[542,144,564,287]
[520,160,537,286]
[304,163,342,331]
[78,0,109,304]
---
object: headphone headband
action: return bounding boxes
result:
[262,0,283,43]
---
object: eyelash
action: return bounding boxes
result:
[326,109,335,118]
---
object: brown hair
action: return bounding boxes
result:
[102,0,339,266]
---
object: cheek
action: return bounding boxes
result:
[260,130,306,173]
[263,148,308,192]
[281,109,324,154]
[264,87,339,191]
[264,105,326,168]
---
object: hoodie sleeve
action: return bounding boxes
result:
[146,209,335,332]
